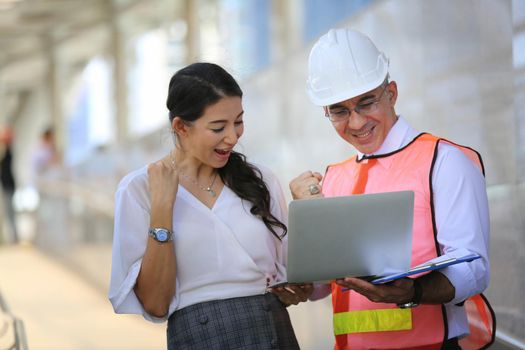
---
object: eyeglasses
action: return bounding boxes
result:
[325,84,389,123]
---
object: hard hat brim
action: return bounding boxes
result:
[306,71,388,106]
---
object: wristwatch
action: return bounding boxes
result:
[148,227,173,243]
[397,278,423,309]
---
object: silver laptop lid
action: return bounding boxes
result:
[286,190,414,284]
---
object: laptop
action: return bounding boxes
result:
[274,190,414,286]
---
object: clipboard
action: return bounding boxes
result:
[370,253,481,285]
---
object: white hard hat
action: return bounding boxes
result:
[306,28,389,106]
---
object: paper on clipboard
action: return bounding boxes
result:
[370,253,481,284]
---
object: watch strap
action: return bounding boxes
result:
[397,278,423,309]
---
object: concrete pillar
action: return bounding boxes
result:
[512,0,525,182]
[108,1,129,145]
[0,75,6,126]
[44,35,64,164]
[270,0,304,136]
[184,0,199,62]
[271,0,303,62]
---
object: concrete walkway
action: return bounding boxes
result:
[0,244,165,350]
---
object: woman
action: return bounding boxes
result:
[109,62,311,349]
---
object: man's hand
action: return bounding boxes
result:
[268,284,314,306]
[335,277,415,304]
[289,171,324,200]
[336,272,455,305]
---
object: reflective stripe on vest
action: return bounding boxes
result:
[333,308,412,335]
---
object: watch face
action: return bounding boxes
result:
[156,230,168,242]
[150,228,171,242]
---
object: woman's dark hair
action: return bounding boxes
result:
[166,62,287,239]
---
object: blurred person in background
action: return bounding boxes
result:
[109,62,311,349]
[32,127,58,177]
[0,125,18,244]
[289,28,494,349]
[17,126,60,228]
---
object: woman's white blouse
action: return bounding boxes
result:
[109,164,288,322]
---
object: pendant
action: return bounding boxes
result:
[207,188,216,197]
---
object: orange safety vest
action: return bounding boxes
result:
[322,133,495,350]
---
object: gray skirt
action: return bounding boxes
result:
[167,293,300,350]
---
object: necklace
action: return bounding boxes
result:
[179,171,218,197]
[170,153,218,197]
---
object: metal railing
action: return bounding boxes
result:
[496,330,525,350]
[0,291,28,350]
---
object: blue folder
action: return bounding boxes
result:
[370,253,481,285]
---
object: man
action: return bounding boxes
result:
[290,28,495,349]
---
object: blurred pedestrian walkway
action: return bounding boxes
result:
[0,244,165,350]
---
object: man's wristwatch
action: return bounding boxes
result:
[148,227,173,243]
[397,278,423,309]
